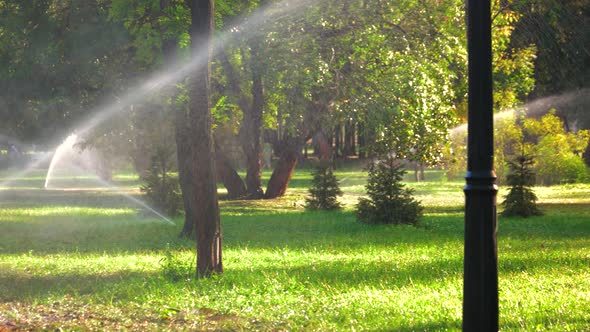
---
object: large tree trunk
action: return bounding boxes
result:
[188,0,222,277]
[240,38,264,198]
[160,0,198,239]
[176,107,198,238]
[214,143,246,199]
[313,129,332,161]
[220,43,264,199]
[264,138,301,199]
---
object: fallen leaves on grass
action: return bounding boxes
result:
[0,298,261,331]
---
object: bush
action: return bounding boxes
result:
[501,153,542,217]
[356,157,423,225]
[305,164,343,210]
[445,110,590,185]
[140,146,182,217]
[524,110,590,185]
[535,136,588,184]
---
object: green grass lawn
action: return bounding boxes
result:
[0,168,589,331]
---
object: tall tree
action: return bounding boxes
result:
[187,0,222,277]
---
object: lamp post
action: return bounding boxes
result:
[463,0,499,331]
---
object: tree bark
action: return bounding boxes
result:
[176,108,197,238]
[219,45,264,199]
[241,37,265,198]
[420,163,425,181]
[358,122,366,159]
[313,129,332,161]
[264,137,301,198]
[188,0,222,277]
[214,143,247,199]
[130,150,151,179]
[160,0,197,239]
[343,120,356,156]
[334,124,342,158]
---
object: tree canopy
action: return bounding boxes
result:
[2,0,582,189]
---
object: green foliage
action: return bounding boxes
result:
[510,0,589,96]
[502,153,542,217]
[524,111,590,185]
[305,165,342,210]
[493,112,526,183]
[140,146,182,217]
[356,157,423,225]
[445,108,526,184]
[160,244,194,282]
[108,0,190,66]
[441,125,467,180]
[446,110,590,185]
[0,1,130,141]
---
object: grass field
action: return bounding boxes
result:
[0,168,589,331]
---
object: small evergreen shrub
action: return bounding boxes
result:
[140,147,182,217]
[502,153,543,217]
[305,164,343,210]
[356,157,423,225]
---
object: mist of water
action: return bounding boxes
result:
[73,0,315,138]
[44,134,80,189]
[450,109,517,135]
[42,134,175,225]
[1,0,316,214]
[450,88,590,135]
[76,176,177,226]
[4,0,315,171]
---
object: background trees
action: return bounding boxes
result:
[1,0,586,198]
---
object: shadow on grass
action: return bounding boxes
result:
[0,209,459,255]
[0,173,141,189]
[2,202,589,256]
[0,258,463,330]
[0,188,146,209]
[0,269,160,302]
[0,254,462,300]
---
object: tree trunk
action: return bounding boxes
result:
[420,163,425,181]
[219,44,264,199]
[241,38,264,199]
[334,124,342,158]
[264,138,301,199]
[131,150,151,179]
[214,143,246,199]
[343,120,356,156]
[313,129,332,161]
[358,122,366,159]
[176,109,197,238]
[188,0,222,277]
[160,0,198,239]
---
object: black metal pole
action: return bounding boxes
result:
[463,0,498,331]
